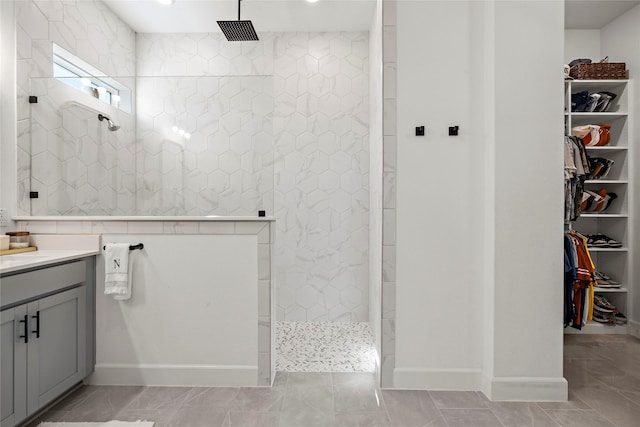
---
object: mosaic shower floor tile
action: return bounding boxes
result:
[276,321,377,372]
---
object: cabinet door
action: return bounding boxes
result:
[1,306,27,427]
[26,286,86,416]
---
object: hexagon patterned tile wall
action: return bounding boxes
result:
[274,32,370,322]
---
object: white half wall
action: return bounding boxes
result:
[91,233,259,386]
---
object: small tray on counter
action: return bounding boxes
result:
[0,246,38,256]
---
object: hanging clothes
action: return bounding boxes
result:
[564,231,596,330]
[564,234,576,327]
[564,136,591,223]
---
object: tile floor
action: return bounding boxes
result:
[276,322,376,372]
[26,334,640,427]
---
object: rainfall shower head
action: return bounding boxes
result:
[98,113,120,131]
[217,0,259,41]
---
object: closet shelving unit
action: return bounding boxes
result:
[565,79,632,334]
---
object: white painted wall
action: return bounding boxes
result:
[601,4,640,338]
[92,233,260,386]
[565,29,601,64]
[489,0,566,401]
[394,0,566,400]
[469,0,496,388]
[395,0,482,390]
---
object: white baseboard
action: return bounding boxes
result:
[393,370,567,401]
[88,363,258,387]
[482,375,568,401]
[629,320,640,339]
[393,368,483,390]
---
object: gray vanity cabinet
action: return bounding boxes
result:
[0,258,94,427]
[1,307,27,427]
[26,286,87,415]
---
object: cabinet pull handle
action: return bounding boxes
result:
[19,315,28,343]
[32,311,40,338]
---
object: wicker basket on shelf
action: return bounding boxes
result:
[570,62,627,80]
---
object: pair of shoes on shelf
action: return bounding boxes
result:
[580,189,617,213]
[588,157,614,180]
[597,312,629,325]
[592,311,615,324]
[572,91,617,113]
[586,233,622,248]
[592,295,627,325]
[594,271,620,288]
[572,91,612,112]
[594,295,617,313]
[615,312,627,325]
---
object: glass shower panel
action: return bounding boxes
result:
[27,77,136,216]
[136,75,274,216]
[24,75,274,217]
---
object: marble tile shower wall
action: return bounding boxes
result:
[15,0,136,215]
[381,0,398,388]
[369,0,384,375]
[136,33,274,77]
[273,33,370,322]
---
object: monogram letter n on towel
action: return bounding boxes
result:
[104,243,133,301]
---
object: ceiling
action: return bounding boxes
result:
[102,0,376,34]
[565,0,640,29]
[103,0,640,34]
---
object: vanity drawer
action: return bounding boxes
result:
[0,261,86,310]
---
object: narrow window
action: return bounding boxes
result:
[52,44,131,113]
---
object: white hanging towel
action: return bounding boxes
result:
[104,243,133,300]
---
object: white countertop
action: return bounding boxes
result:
[0,234,101,275]
[0,249,100,275]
